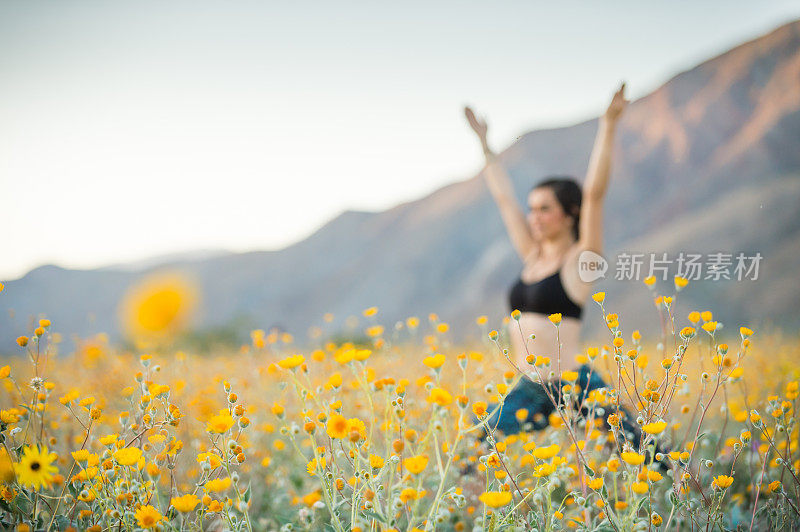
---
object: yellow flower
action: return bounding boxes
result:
[561,371,579,382]
[119,272,198,340]
[171,493,200,513]
[0,410,19,424]
[476,315,488,325]
[363,306,378,317]
[0,448,15,483]
[278,354,305,370]
[204,477,232,492]
[134,504,163,529]
[548,313,562,326]
[479,491,512,508]
[592,292,605,303]
[400,487,422,503]
[647,470,663,482]
[403,455,429,475]
[643,275,656,287]
[99,434,119,446]
[642,421,667,435]
[113,447,143,466]
[533,463,555,477]
[712,475,733,489]
[354,349,371,361]
[422,354,445,369]
[472,401,488,418]
[347,418,366,441]
[427,387,453,406]
[674,276,689,289]
[701,321,717,333]
[326,414,348,439]
[631,481,649,494]
[588,478,604,490]
[206,413,235,434]
[71,449,94,465]
[0,366,9,379]
[365,325,384,337]
[197,452,222,468]
[621,452,645,466]
[15,445,58,489]
[306,457,326,476]
[369,455,385,469]
[327,373,343,388]
[533,444,560,460]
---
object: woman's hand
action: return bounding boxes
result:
[604,82,629,123]
[464,106,490,153]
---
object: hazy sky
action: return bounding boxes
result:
[2,1,799,280]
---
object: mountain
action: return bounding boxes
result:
[3,19,800,352]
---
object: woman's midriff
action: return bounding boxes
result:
[509,313,583,377]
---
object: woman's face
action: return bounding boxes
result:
[527,187,573,240]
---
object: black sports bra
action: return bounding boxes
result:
[508,269,583,319]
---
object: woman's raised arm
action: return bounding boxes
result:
[578,83,628,255]
[465,106,537,261]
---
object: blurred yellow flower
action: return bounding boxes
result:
[278,354,305,370]
[113,447,143,466]
[712,475,734,489]
[171,493,200,513]
[423,354,445,369]
[403,455,428,474]
[327,414,348,439]
[135,505,163,529]
[533,444,560,460]
[642,421,667,435]
[206,413,234,434]
[204,477,232,492]
[119,272,198,341]
[427,387,453,406]
[15,445,58,489]
[479,491,512,507]
[621,452,645,466]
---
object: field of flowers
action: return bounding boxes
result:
[0,274,799,531]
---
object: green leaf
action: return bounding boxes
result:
[583,463,595,477]
[243,482,252,503]
[670,491,680,507]
[637,495,650,512]
[362,509,387,524]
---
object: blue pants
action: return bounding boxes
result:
[485,364,611,435]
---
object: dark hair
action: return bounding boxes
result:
[531,176,582,240]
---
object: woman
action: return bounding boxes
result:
[465,84,629,435]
